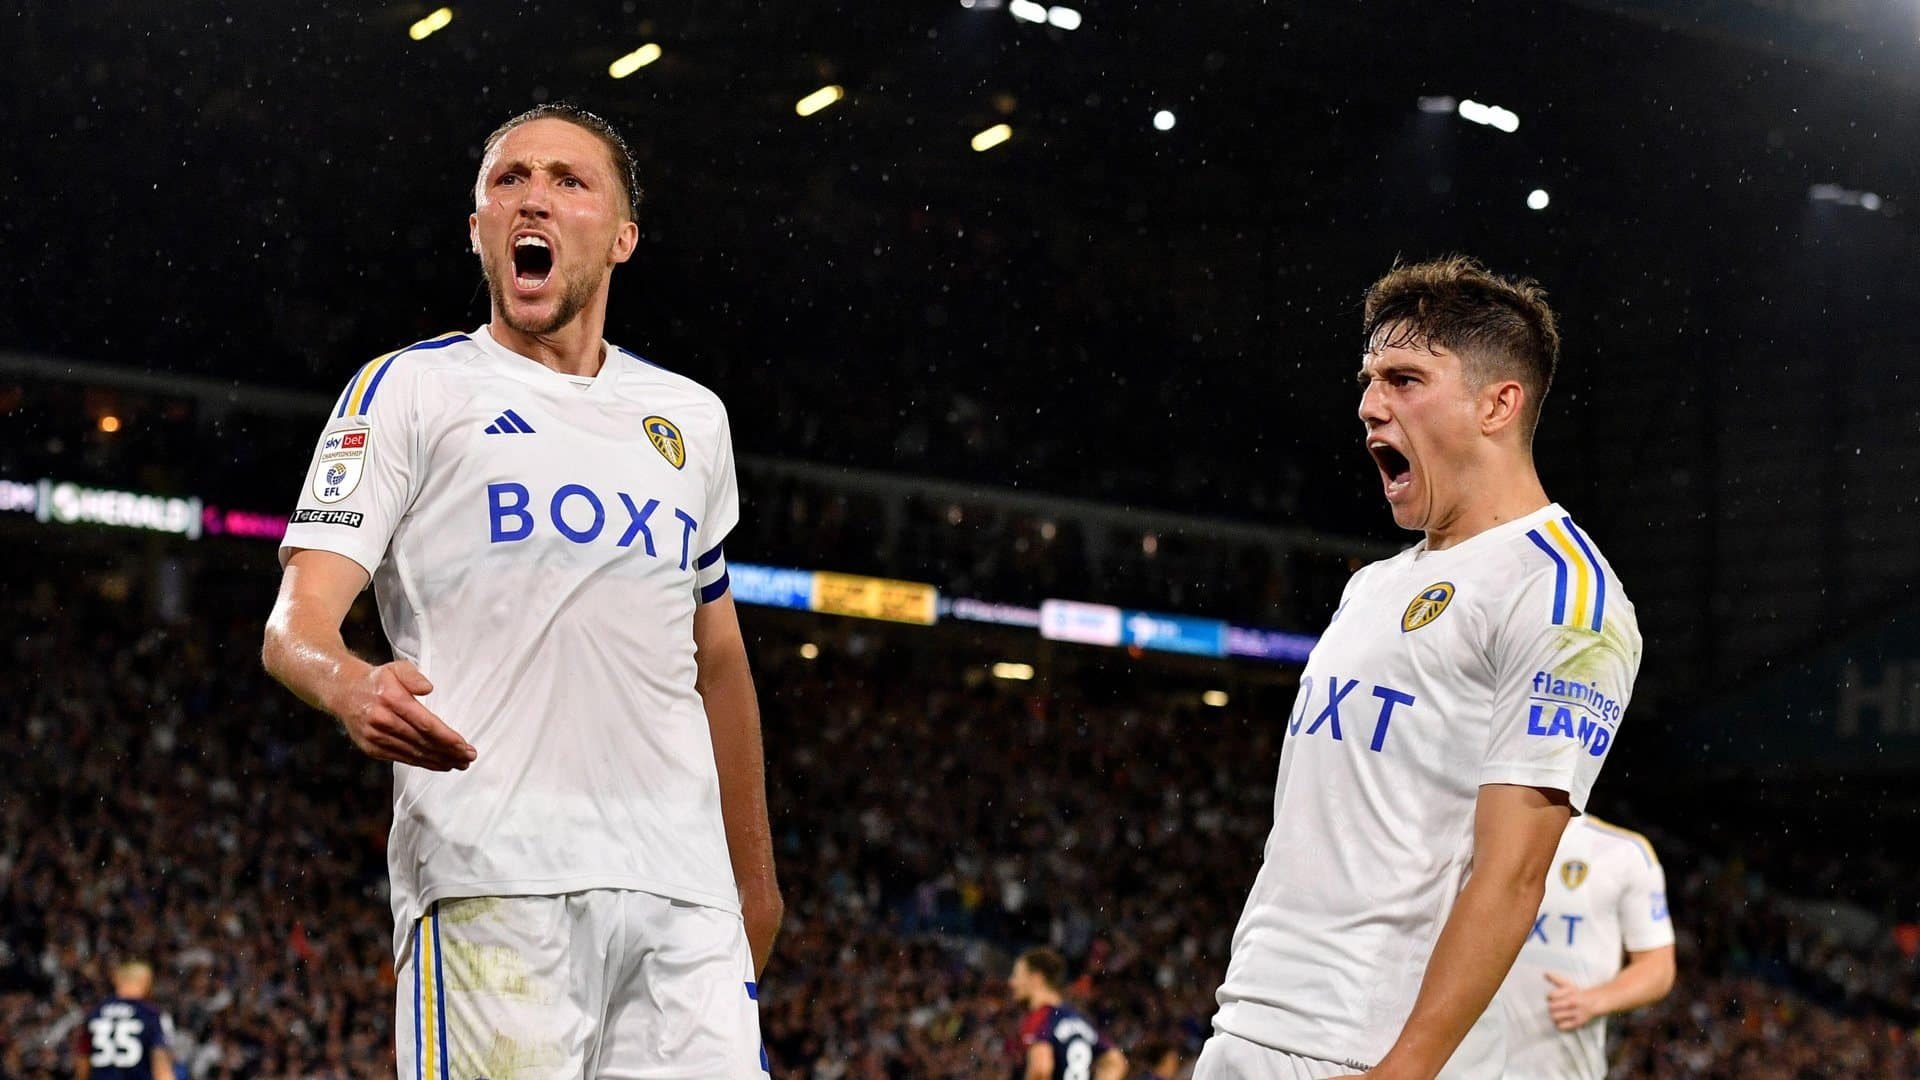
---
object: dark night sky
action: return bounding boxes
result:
[5,0,1918,701]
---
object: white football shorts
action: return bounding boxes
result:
[1192,1032,1359,1080]
[394,889,765,1080]
[1194,1013,1506,1080]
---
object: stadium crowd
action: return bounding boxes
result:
[1,375,1351,634]
[1,564,1916,1078]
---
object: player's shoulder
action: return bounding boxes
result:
[329,330,475,421]
[1493,506,1637,634]
[87,994,155,1017]
[1575,815,1660,870]
[1345,543,1421,594]
[607,344,728,410]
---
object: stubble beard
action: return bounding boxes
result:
[484,257,603,336]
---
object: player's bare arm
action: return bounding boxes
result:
[263,549,476,772]
[1346,783,1570,1080]
[1024,1041,1055,1080]
[694,591,783,977]
[1094,1047,1129,1080]
[148,1047,173,1080]
[1544,944,1675,1030]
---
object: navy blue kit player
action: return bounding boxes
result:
[73,962,174,1080]
[1009,948,1128,1080]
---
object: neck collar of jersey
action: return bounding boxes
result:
[1413,501,1563,560]
[473,325,620,398]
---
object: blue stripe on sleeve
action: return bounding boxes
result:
[356,352,402,416]
[335,371,360,419]
[696,542,725,571]
[1526,529,1570,626]
[357,333,471,415]
[699,571,731,604]
[1563,518,1607,632]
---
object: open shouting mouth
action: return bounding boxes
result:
[1368,438,1413,500]
[511,232,555,293]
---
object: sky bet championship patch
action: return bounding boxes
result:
[312,427,370,504]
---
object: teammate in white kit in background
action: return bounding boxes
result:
[263,104,781,1078]
[1195,256,1643,1080]
[1493,816,1675,1079]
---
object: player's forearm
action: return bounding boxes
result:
[1587,949,1675,1015]
[1094,1049,1128,1080]
[1373,872,1547,1080]
[262,600,371,718]
[697,643,783,972]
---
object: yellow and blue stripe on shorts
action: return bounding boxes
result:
[415,901,449,1080]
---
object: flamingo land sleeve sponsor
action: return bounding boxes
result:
[1525,670,1622,756]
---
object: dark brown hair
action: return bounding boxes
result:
[480,103,642,220]
[1362,255,1561,439]
[1017,946,1068,990]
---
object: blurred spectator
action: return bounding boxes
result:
[1,566,1915,1078]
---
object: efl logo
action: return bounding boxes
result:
[313,426,371,503]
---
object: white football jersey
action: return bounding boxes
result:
[280,327,742,957]
[1493,816,1673,1080]
[1212,503,1642,1077]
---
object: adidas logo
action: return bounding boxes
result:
[483,409,536,435]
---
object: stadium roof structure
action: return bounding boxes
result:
[7,0,1920,701]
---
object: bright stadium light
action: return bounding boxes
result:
[1809,183,1887,212]
[1047,5,1082,29]
[1417,95,1457,114]
[992,662,1036,681]
[795,85,845,117]
[1457,98,1519,133]
[971,123,1012,152]
[98,415,122,434]
[1153,109,1176,131]
[1202,690,1230,708]
[608,43,662,79]
[799,642,820,660]
[1009,0,1048,22]
[408,7,453,41]
[1527,188,1550,210]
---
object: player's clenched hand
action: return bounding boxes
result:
[1544,972,1600,1030]
[332,660,477,771]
